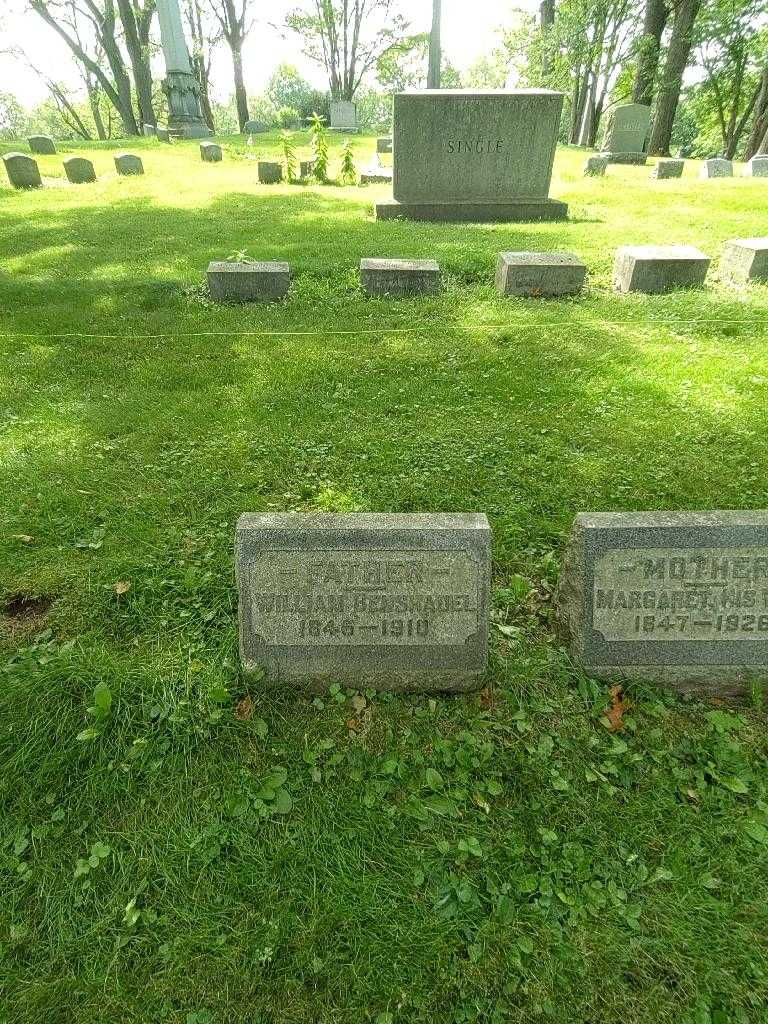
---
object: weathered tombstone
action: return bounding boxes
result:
[156,125,171,143]
[360,258,441,297]
[496,251,587,297]
[207,260,290,302]
[700,158,733,178]
[330,100,358,132]
[556,510,768,696]
[745,156,768,177]
[376,89,568,223]
[2,152,42,189]
[28,135,56,155]
[243,120,270,134]
[299,158,316,178]
[600,103,650,164]
[200,141,223,162]
[613,245,710,294]
[721,238,768,283]
[143,123,157,137]
[63,156,96,184]
[377,136,393,154]
[258,161,283,184]
[584,155,608,176]
[361,167,393,184]
[652,158,684,179]
[236,512,491,691]
[114,153,144,176]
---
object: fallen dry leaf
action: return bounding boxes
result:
[604,685,630,733]
[11,535,33,544]
[113,581,131,595]
[235,695,254,721]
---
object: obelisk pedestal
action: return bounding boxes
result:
[156,0,210,139]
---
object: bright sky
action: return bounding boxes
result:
[0,1,533,109]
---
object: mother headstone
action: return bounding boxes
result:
[64,157,96,184]
[2,152,42,189]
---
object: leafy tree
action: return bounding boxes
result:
[206,0,253,130]
[115,0,155,128]
[0,92,29,140]
[285,0,412,101]
[376,33,429,93]
[267,63,314,114]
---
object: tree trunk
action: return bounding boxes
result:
[632,0,668,106]
[231,43,249,130]
[579,71,598,147]
[116,0,156,126]
[427,0,441,89]
[540,0,555,80]
[648,0,701,155]
[570,65,590,144]
[187,0,215,130]
[745,64,768,159]
[86,79,108,139]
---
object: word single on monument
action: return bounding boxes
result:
[600,103,650,164]
[556,510,768,696]
[236,513,491,691]
[376,90,568,223]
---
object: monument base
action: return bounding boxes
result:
[163,70,211,139]
[375,198,568,223]
[601,151,647,165]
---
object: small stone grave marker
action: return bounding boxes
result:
[652,158,684,179]
[496,251,586,297]
[200,142,223,162]
[3,152,42,189]
[600,103,650,164]
[207,260,290,302]
[721,238,768,283]
[258,161,283,184]
[114,153,144,176]
[64,156,96,184]
[745,156,768,177]
[556,510,768,696]
[143,123,157,137]
[360,258,441,296]
[236,512,491,691]
[584,155,608,176]
[613,245,710,293]
[700,158,733,178]
[156,125,171,143]
[28,135,56,155]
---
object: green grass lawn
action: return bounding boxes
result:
[2,133,768,1024]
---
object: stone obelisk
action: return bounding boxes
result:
[156,0,210,138]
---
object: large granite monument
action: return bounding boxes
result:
[600,103,651,165]
[156,0,210,139]
[376,90,568,223]
[236,513,491,691]
[556,511,768,696]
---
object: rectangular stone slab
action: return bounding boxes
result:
[556,511,768,696]
[236,513,491,691]
[701,158,733,178]
[745,156,768,177]
[613,245,710,294]
[360,258,441,296]
[392,89,564,203]
[722,238,768,282]
[496,251,586,297]
[652,159,684,179]
[376,199,568,223]
[601,103,651,155]
[207,261,290,302]
[258,161,283,184]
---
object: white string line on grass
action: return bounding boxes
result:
[1,317,767,340]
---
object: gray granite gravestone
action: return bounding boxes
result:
[28,135,56,155]
[143,123,157,137]
[200,142,223,162]
[600,103,650,164]
[745,156,768,177]
[207,260,290,302]
[376,89,568,223]
[360,259,441,296]
[63,156,96,184]
[330,100,358,131]
[556,510,768,696]
[243,120,269,134]
[613,245,710,294]
[652,158,684,179]
[721,238,768,283]
[2,152,42,189]
[236,512,491,691]
[258,161,283,184]
[496,251,586,297]
[584,155,608,176]
[114,153,144,176]
[157,125,171,142]
[700,158,733,178]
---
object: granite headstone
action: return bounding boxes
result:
[2,152,42,189]
[28,135,56,155]
[600,103,650,164]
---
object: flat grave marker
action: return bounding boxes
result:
[721,238,768,283]
[360,258,441,296]
[652,158,684,179]
[614,245,710,294]
[207,260,290,302]
[496,251,586,297]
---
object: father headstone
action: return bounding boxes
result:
[360,258,441,296]
[2,152,42,189]
[613,245,710,294]
[236,512,491,691]
[376,89,568,223]
[600,103,650,164]
[721,238,768,284]
[330,100,358,132]
[652,158,684,179]
[496,251,586,297]
[700,158,733,178]
[207,260,290,302]
[556,510,768,696]
[28,135,56,155]
[63,156,96,184]
[114,153,144,176]
[745,156,768,178]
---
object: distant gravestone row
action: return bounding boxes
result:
[585,155,768,180]
[204,240,768,303]
[2,151,145,186]
[235,510,768,696]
